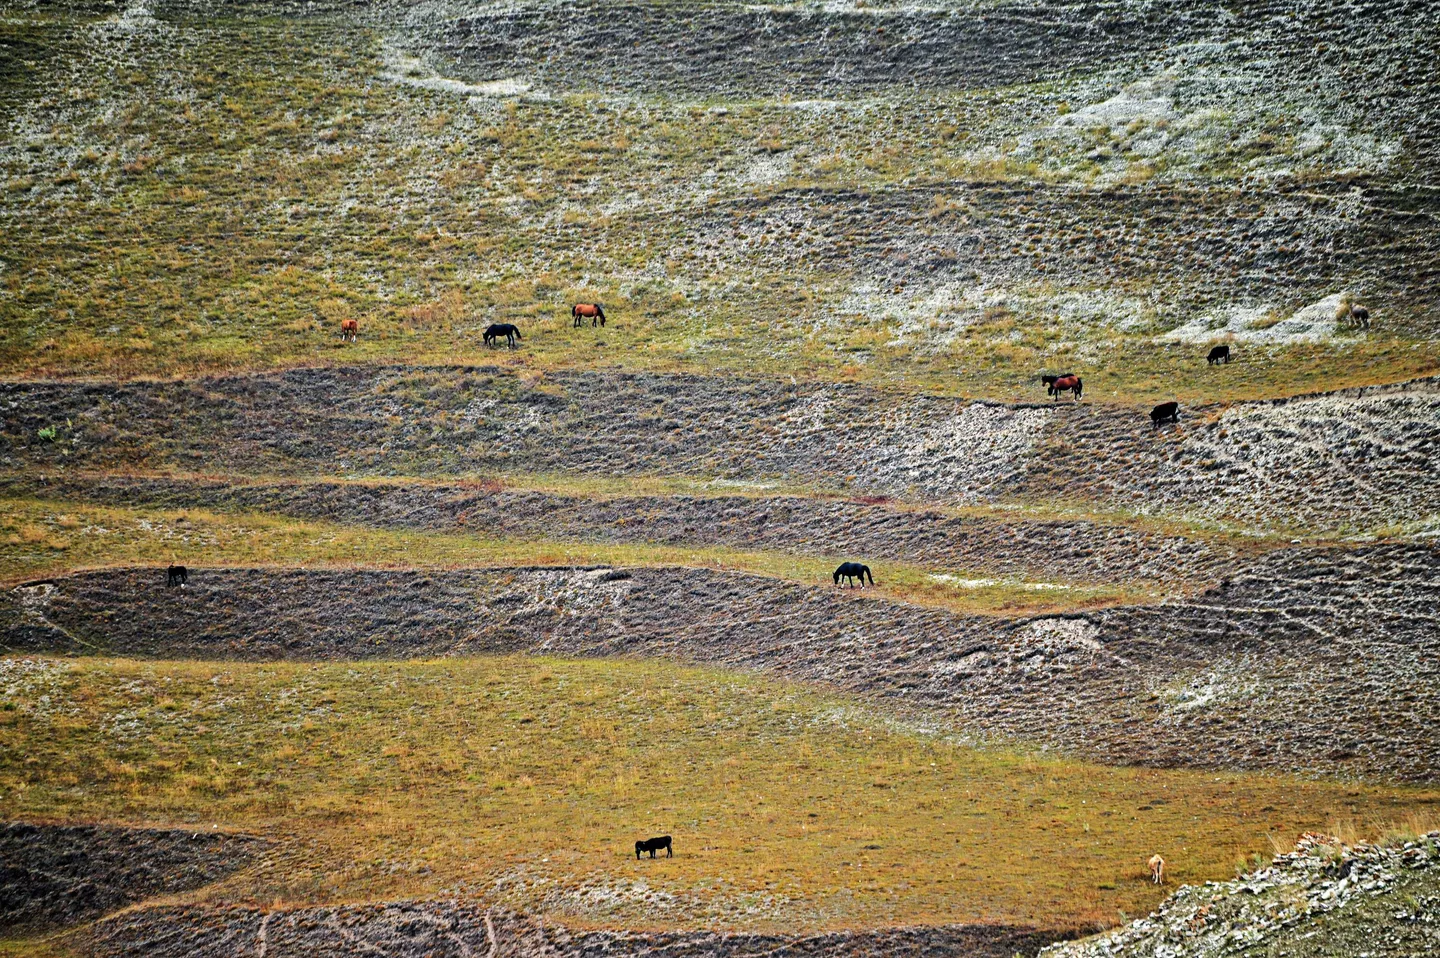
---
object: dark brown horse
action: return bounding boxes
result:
[636,836,672,859]
[1041,373,1075,391]
[1049,375,1082,401]
[484,323,522,348]
[1151,401,1180,428]
[573,303,606,327]
[834,562,874,587]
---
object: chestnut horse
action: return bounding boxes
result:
[1049,375,1082,401]
[573,303,606,327]
[340,319,359,342]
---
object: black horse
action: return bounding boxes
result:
[833,562,874,588]
[1150,401,1180,429]
[636,836,672,859]
[1207,345,1231,365]
[484,323,522,348]
[167,564,188,587]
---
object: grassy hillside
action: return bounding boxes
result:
[5,654,1436,933]
[4,1,1440,954]
[2,1,1438,398]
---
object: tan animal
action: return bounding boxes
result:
[1148,854,1165,884]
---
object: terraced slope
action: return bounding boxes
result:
[5,0,1440,953]
[7,541,1438,781]
[5,367,1440,533]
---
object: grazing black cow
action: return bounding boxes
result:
[1207,345,1231,365]
[167,564,188,587]
[1349,304,1370,329]
[483,323,522,348]
[1150,402,1180,428]
[636,836,672,859]
[833,562,874,588]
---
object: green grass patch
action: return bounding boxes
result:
[3,655,1436,934]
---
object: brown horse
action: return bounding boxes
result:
[573,303,606,327]
[340,319,359,342]
[1049,375,1082,401]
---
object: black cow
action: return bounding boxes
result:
[1207,345,1231,365]
[636,836,672,859]
[483,323,522,348]
[1150,402,1180,428]
[834,562,874,588]
[167,564,188,587]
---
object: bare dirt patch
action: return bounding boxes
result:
[5,367,1439,533]
[0,821,266,934]
[83,901,1066,958]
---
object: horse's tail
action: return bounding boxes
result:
[864,566,874,585]
[572,304,580,317]
[1074,377,1083,399]
[513,327,522,340]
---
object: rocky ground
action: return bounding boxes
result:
[84,901,1065,958]
[1042,832,1440,958]
[0,821,266,934]
[5,367,1439,533]
[7,541,1437,782]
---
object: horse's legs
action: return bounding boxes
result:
[667,843,672,857]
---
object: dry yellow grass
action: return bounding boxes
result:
[4,655,1436,935]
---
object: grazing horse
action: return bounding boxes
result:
[340,319,359,342]
[1049,375,1082,401]
[636,836,672,859]
[1206,345,1231,365]
[1041,373,1075,392]
[484,323,522,348]
[167,564,188,588]
[1149,854,1165,884]
[1150,401,1180,428]
[833,562,874,588]
[573,303,606,327]
[1348,303,1370,330]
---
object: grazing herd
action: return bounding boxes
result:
[331,303,612,347]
